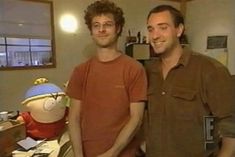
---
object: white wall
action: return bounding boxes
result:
[186,0,235,74]
[0,0,51,38]
[0,0,179,111]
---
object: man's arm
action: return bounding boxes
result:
[97,101,145,157]
[217,137,235,157]
[201,61,235,157]
[68,98,84,157]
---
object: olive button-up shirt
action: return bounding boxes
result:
[145,49,235,157]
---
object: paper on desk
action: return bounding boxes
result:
[12,150,35,157]
[17,137,45,150]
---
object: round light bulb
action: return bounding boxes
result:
[60,14,78,33]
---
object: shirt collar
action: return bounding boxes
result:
[146,58,161,73]
[146,48,193,72]
[176,48,192,67]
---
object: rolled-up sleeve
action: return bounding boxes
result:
[204,63,235,137]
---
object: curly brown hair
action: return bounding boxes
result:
[84,0,125,36]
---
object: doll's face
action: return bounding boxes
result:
[43,96,64,111]
[26,95,66,123]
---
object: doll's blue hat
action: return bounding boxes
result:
[22,78,65,105]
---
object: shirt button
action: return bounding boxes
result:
[161,91,166,95]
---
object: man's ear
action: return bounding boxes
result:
[116,25,121,35]
[177,23,184,37]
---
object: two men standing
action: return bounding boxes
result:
[66,1,235,157]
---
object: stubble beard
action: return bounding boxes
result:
[95,36,118,48]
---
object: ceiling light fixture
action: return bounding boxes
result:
[59,14,78,33]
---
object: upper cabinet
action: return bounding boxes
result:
[0,0,56,70]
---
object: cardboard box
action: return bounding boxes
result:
[0,120,26,157]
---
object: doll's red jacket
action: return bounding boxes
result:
[20,108,68,140]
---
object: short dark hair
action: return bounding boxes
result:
[147,5,184,27]
[84,0,125,36]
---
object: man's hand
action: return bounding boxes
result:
[97,149,117,157]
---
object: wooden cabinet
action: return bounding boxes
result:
[126,43,150,60]
[125,43,158,65]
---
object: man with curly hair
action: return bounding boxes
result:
[66,0,147,157]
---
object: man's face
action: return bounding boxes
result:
[147,11,183,55]
[91,13,119,48]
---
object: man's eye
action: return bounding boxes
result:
[147,28,153,32]
[104,23,113,27]
[160,26,167,30]
[93,24,100,28]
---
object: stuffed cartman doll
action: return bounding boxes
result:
[17,78,68,140]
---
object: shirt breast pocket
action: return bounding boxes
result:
[171,86,196,100]
[171,86,197,120]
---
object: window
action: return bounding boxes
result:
[0,0,55,70]
[0,37,52,67]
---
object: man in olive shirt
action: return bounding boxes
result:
[145,5,235,157]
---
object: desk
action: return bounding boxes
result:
[0,120,26,157]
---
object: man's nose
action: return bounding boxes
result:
[151,29,161,40]
[98,25,106,32]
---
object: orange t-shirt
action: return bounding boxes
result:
[67,54,147,156]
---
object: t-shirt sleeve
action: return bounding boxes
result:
[128,64,147,102]
[66,65,85,100]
